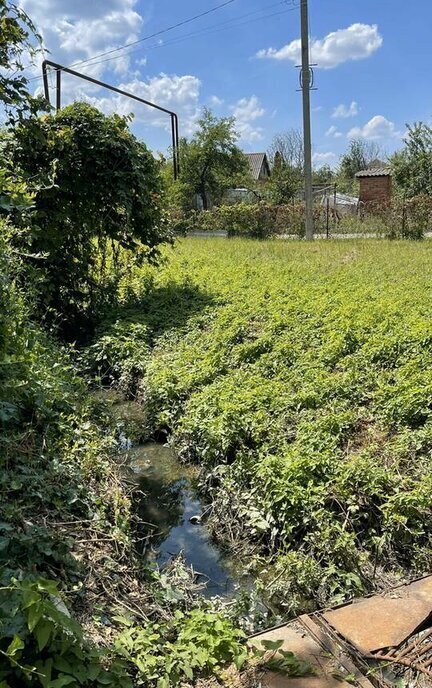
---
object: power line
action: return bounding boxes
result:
[27,1,297,83]
[68,4,298,73]
[27,0,237,81]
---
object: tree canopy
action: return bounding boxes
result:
[266,129,304,203]
[7,103,167,336]
[338,138,383,191]
[391,122,432,197]
[166,109,251,210]
[0,0,42,119]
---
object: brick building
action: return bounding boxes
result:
[355,166,392,205]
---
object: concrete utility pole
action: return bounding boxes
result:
[300,0,314,240]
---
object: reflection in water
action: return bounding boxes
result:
[128,444,239,598]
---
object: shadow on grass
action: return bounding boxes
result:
[104,281,216,341]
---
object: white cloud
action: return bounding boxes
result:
[20,0,143,79]
[256,23,382,69]
[332,101,358,118]
[19,0,204,138]
[230,95,265,143]
[313,152,337,167]
[348,115,400,140]
[326,125,343,139]
[87,74,202,135]
[209,95,224,107]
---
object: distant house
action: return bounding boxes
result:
[223,152,270,205]
[245,152,271,181]
[355,160,392,204]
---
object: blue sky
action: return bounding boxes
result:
[19,0,432,167]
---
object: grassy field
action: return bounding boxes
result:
[92,237,432,614]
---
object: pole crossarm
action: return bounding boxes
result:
[41,59,180,180]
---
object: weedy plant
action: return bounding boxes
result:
[88,237,432,613]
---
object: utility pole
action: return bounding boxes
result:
[300,0,314,239]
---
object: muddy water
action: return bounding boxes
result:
[94,389,254,600]
[127,442,248,599]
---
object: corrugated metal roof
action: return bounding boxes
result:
[245,152,269,180]
[355,167,391,178]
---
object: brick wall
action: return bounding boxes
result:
[359,176,392,204]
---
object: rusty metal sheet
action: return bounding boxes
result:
[324,596,432,655]
[402,575,432,602]
[299,616,375,688]
[249,623,371,687]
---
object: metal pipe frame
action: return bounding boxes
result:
[42,59,180,179]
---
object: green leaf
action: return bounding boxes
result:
[233,650,248,671]
[53,657,73,674]
[183,664,193,680]
[0,537,10,552]
[97,673,117,685]
[27,602,42,632]
[49,677,77,688]
[5,635,24,657]
[35,620,52,651]
[261,639,284,652]
[22,590,40,610]
[87,663,102,680]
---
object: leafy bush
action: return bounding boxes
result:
[6,103,170,337]
[0,219,132,685]
[168,195,431,240]
[167,202,300,238]
[115,608,246,686]
[83,321,150,394]
[0,577,131,687]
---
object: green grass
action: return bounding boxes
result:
[94,237,432,613]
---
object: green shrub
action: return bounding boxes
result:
[0,577,131,687]
[6,103,170,338]
[168,196,431,240]
[115,608,246,686]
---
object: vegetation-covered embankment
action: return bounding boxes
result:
[89,238,432,616]
[1,223,252,686]
[0,99,247,685]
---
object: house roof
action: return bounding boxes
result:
[355,167,391,178]
[245,152,270,180]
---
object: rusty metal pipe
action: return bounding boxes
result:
[42,59,180,179]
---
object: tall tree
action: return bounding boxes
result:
[391,122,432,196]
[169,109,250,210]
[339,138,383,183]
[0,0,41,119]
[266,129,304,203]
[312,164,335,186]
[268,129,304,169]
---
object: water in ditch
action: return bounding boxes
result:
[126,442,245,599]
[93,389,264,610]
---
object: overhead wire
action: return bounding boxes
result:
[68,3,299,73]
[26,0,238,81]
[27,0,298,83]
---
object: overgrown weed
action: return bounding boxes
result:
[87,238,432,614]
